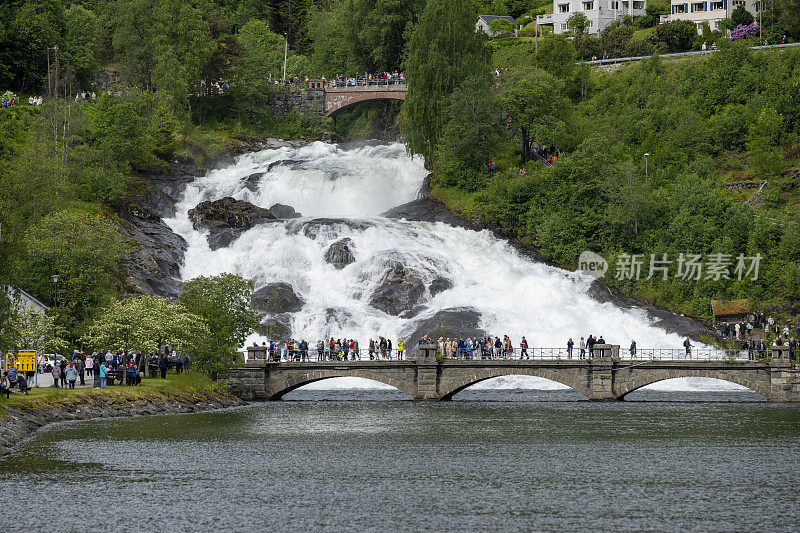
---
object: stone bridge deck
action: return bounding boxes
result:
[227,357,800,402]
[269,84,407,119]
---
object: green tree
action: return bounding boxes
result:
[435,74,497,190]
[62,5,100,88]
[730,5,754,27]
[112,0,157,89]
[402,0,490,159]
[82,295,210,356]
[178,274,260,378]
[651,20,697,52]
[151,102,177,160]
[20,210,124,337]
[152,0,216,106]
[534,34,576,79]
[567,12,590,35]
[489,18,517,36]
[7,0,65,91]
[497,66,571,162]
[8,306,69,354]
[746,107,784,179]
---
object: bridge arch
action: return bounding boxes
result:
[439,368,591,400]
[615,369,769,399]
[324,90,406,116]
[267,368,416,399]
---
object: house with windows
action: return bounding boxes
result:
[536,0,646,35]
[476,15,519,36]
[667,0,759,32]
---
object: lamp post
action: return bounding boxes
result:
[644,153,650,177]
[283,33,288,84]
[50,274,59,379]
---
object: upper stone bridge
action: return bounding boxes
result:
[269,85,406,119]
[227,346,800,402]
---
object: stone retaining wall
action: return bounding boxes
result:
[0,389,246,458]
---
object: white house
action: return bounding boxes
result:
[5,286,50,315]
[536,0,647,35]
[667,0,759,32]
[476,15,519,36]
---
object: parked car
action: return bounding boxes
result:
[39,354,64,373]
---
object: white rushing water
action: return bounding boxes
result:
[166,141,726,391]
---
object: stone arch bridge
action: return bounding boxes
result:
[227,356,800,402]
[268,85,406,120]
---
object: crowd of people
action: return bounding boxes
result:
[274,71,405,89]
[253,337,408,361]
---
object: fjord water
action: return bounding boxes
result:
[2,390,799,532]
[165,141,689,349]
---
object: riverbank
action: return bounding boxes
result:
[0,374,246,459]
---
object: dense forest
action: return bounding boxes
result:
[1,0,799,353]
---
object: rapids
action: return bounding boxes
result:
[165,141,691,353]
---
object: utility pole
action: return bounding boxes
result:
[283,33,288,84]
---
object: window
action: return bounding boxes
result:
[673,3,686,13]
[733,0,746,5]
[561,23,568,31]
[583,1,594,9]
[693,1,706,10]
[633,0,644,8]
[711,0,723,8]
[558,3,570,13]
[611,0,619,8]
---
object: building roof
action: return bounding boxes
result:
[478,15,518,25]
[5,285,50,313]
[710,299,749,317]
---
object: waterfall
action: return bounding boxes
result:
[165,141,688,354]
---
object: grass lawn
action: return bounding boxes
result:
[0,372,217,415]
[633,27,656,40]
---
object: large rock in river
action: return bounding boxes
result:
[188,197,301,250]
[251,283,304,314]
[189,197,275,231]
[400,307,485,355]
[369,262,426,316]
[325,238,356,269]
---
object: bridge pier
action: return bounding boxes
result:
[225,350,800,402]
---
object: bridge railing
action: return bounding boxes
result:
[245,346,776,363]
[326,78,406,88]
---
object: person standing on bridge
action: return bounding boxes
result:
[757,338,766,360]
[587,335,595,358]
[520,337,529,359]
[567,338,574,359]
[398,339,405,360]
[683,337,693,359]
[747,337,755,360]
[630,340,637,359]
[579,337,586,359]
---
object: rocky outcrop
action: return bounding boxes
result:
[325,238,356,269]
[301,218,374,240]
[189,197,277,231]
[256,315,292,339]
[251,283,304,314]
[369,262,426,316]
[0,388,246,459]
[268,203,301,220]
[400,307,485,354]
[429,277,453,297]
[243,172,265,192]
[188,198,301,250]
[116,202,187,298]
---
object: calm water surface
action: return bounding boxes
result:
[2,389,799,532]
